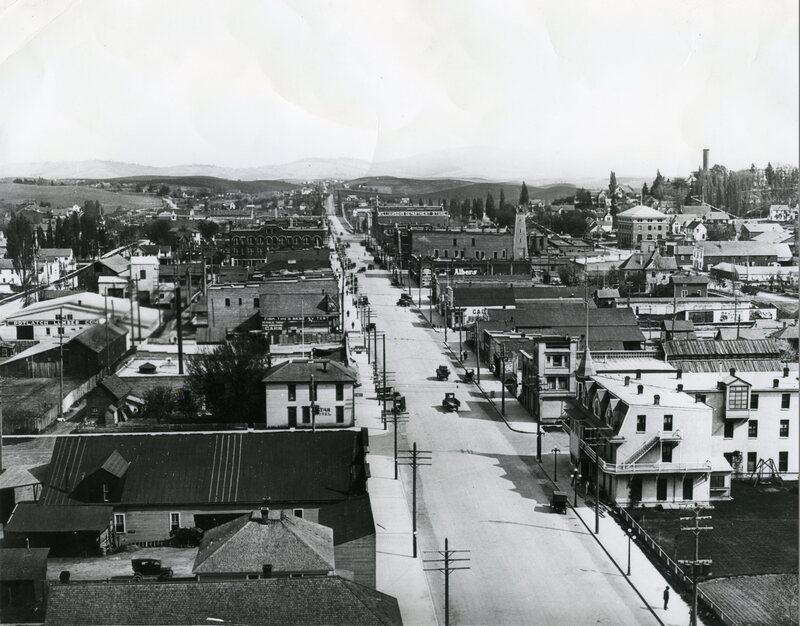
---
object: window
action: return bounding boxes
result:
[170,512,181,531]
[471,238,476,246]
[728,386,748,410]
[453,238,457,246]
[747,451,757,473]
[238,298,242,306]
[493,251,498,259]
[45,327,51,336]
[139,269,146,279]
[636,415,646,433]
[501,250,506,258]
[661,446,673,463]
[288,384,296,401]
[475,251,480,259]
[723,421,734,439]
[778,451,788,473]
[434,249,439,258]
[681,289,688,297]
[443,250,448,258]
[750,393,759,409]
[335,383,344,401]
[114,513,126,534]
[710,474,726,489]
[780,419,789,438]
[663,415,673,431]
[224,298,230,307]
[254,298,260,308]
[302,406,311,424]
[293,508,304,518]
[781,393,791,409]
[546,376,568,390]
[102,483,109,502]
[287,407,297,426]
[336,406,344,423]
[748,420,758,438]
[696,394,707,404]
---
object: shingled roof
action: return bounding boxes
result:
[70,323,127,354]
[0,548,49,581]
[263,359,358,384]
[193,510,335,575]
[40,431,367,507]
[5,503,113,532]
[45,577,403,625]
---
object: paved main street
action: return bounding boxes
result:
[329,209,670,626]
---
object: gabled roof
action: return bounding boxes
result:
[697,240,792,259]
[44,577,403,626]
[0,548,49,581]
[193,510,335,574]
[71,323,128,353]
[93,449,130,479]
[95,254,129,275]
[663,339,782,359]
[5,503,113,532]
[662,320,696,332]
[263,359,358,384]
[670,274,709,285]
[36,248,74,259]
[594,288,620,299]
[98,375,132,401]
[40,431,367,507]
[452,287,515,308]
[317,495,375,545]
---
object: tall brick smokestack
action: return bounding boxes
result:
[702,148,709,172]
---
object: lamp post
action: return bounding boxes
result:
[572,471,581,507]
[626,527,633,576]
[552,447,560,482]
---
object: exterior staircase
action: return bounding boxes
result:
[625,434,661,465]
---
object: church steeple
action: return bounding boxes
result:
[576,295,595,380]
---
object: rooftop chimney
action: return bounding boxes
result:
[677,384,684,392]
[773,379,779,388]
[703,148,709,172]
[637,384,644,395]
[624,376,630,386]
[262,564,273,579]
[729,367,736,377]
[635,370,641,380]
[322,360,328,372]
[676,369,683,380]
[783,367,789,378]
[654,394,660,405]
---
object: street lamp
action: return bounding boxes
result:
[552,447,561,482]
[572,471,581,507]
[626,527,633,576]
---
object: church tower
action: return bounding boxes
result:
[512,208,528,260]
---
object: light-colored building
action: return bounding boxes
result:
[263,359,358,429]
[36,248,77,287]
[570,368,731,508]
[128,256,160,303]
[769,204,797,222]
[615,205,669,249]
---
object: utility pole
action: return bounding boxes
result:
[382,334,387,419]
[310,369,317,433]
[500,346,506,415]
[398,442,432,558]
[424,538,471,626]
[58,306,64,421]
[534,375,543,462]
[382,394,408,478]
[475,319,480,385]
[583,425,613,534]
[679,506,713,626]
[175,285,184,375]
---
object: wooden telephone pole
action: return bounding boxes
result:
[679,505,713,626]
[398,442,431,558]
[424,538,471,626]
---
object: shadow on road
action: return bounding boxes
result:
[482,519,591,536]
[471,453,549,501]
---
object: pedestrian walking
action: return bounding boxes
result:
[663,586,670,610]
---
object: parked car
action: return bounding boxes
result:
[357,267,366,273]
[397,298,411,307]
[131,559,173,582]
[442,392,461,412]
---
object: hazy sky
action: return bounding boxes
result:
[0,0,797,179]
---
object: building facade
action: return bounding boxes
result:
[616,206,669,249]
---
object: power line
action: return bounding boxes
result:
[423,538,471,626]
[397,442,431,558]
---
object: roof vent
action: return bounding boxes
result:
[677,384,684,392]
[676,369,682,379]
[624,376,630,386]
[635,370,641,380]
[729,367,736,376]
[262,564,273,578]
[773,379,779,388]
[637,384,644,395]
[783,367,790,378]
[654,394,660,405]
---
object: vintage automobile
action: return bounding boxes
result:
[131,559,173,581]
[463,369,475,383]
[436,365,451,381]
[550,491,568,514]
[442,392,461,412]
[397,298,411,307]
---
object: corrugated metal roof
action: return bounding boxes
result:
[263,359,357,384]
[40,431,366,507]
[663,339,782,358]
[671,359,787,373]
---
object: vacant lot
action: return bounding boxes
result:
[0,182,161,212]
[700,574,798,625]
[634,481,798,577]
[47,547,198,580]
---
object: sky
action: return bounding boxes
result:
[0,0,797,180]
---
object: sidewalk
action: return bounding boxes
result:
[351,351,438,626]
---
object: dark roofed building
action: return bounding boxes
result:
[45,577,402,626]
[3,503,114,556]
[663,339,786,372]
[670,274,710,298]
[84,374,133,425]
[0,548,49,620]
[661,319,697,341]
[318,495,376,587]
[37,430,369,545]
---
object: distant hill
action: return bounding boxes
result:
[346,176,478,196]
[0,182,161,212]
[104,176,299,194]
[0,158,373,182]
[420,181,577,204]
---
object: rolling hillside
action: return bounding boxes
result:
[419,181,576,204]
[104,176,299,194]
[0,182,161,212]
[346,176,478,196]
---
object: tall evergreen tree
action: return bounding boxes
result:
[608,171,618,195]
[499,189,506,213]
[46,222,54,247]
[485,192,496,220]
[519,181,529,206]
[6,213,36,296]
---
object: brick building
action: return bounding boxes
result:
[230,219,328,266]
[616,205,669,249]
[410,229,514,262]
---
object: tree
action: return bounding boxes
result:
[140,387,178,423]
[641,182,649,199]
[557,264,581,286]
[197,220,220,242]
[608,171,618,196]
[498,189,506,214]
[185,336,270,422]
[485,193,496,221]
[6,213,36,296]
[706,224,734,241]
[765,162,775,186]
[157,184,171,196]
[146,220,173,246]
[46,222,54,247]
[519,181,529,207]
[651,170,665,200]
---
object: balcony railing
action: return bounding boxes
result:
[581,442,710,475]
